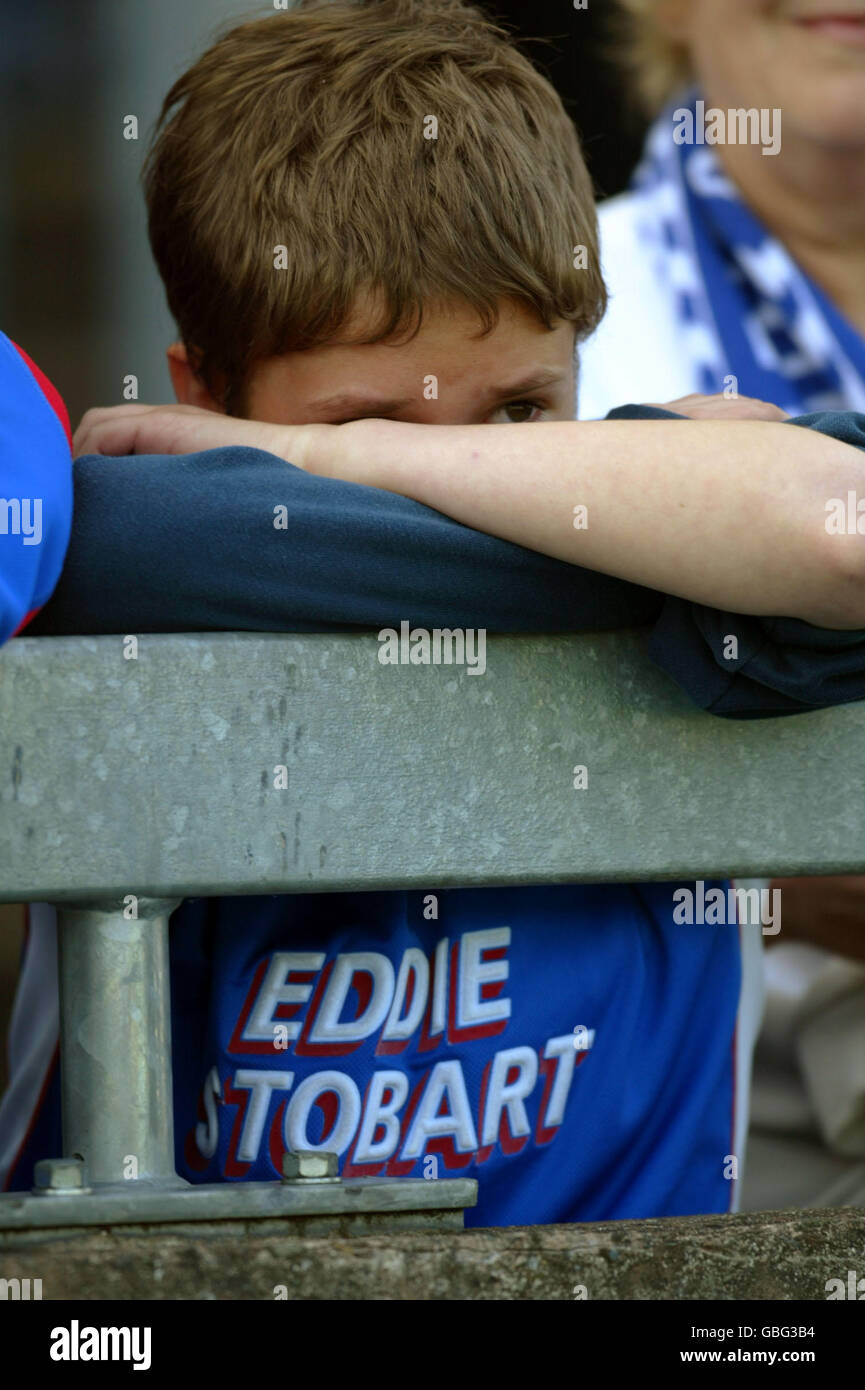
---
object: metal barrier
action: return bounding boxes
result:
[1,631,864,1255]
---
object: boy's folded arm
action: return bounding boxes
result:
[25,444,662,638]
[319,410,865,631]
[27,410,865,721]
[647,412,865,719]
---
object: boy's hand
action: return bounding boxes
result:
[73,403,328,472]
[650,392,790,421]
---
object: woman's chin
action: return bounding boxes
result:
[773,83,865,152]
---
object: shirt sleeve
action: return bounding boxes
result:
[25,443,662,637]
[0,333,73,646]
[645,409,865,719]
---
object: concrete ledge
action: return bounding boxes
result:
[2,1207,863,1300]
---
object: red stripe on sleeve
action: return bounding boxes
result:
[8,339,73,447]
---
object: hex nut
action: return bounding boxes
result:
[32,1157,91,1195]
[281,1150,340,1183]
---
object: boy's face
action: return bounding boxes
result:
[169,297,577,426]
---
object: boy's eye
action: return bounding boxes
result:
[488,399,544,424]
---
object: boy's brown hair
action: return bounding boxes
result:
[144,0,605,414]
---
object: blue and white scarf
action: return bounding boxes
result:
[631,93,865,414]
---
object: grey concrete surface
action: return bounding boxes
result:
[1,1206,863,1300]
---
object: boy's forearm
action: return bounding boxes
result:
[324,417,865,629]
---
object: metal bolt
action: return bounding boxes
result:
[281,1150,340,1184]
[32,1157,91,1196]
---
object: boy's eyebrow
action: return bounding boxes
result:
[308,370,567,419]
[307,391,416,418]
[489,368,567,400]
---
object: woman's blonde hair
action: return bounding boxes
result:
[616,1,693,116]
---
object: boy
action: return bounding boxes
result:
[6,0,865,1225]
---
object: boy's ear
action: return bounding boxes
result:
[166,342,225,413]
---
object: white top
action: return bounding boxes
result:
[577,193,707,420]
[579,191,865,1204]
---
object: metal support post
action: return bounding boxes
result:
[55,897,183,1189]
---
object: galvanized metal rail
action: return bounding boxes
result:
[1,630,864,1237]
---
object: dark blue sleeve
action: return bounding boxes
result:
[26,444,661,636]
[645,410,865,718]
